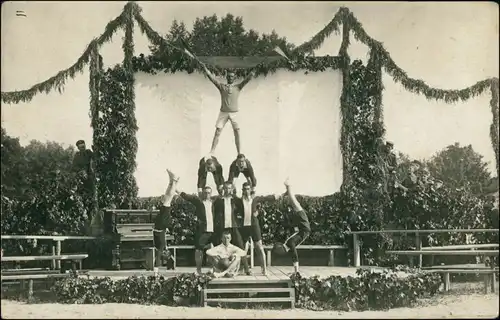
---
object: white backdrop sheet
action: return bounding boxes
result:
[134,70,343,196]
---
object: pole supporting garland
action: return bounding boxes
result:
[338,13,352,188]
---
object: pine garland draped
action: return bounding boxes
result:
[1,0,498,189]
[1,11,125,105]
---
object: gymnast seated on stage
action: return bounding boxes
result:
[197,156,225,195]
[206,230,250,278]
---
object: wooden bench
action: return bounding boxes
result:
[422,264,499,293]
[262,244,347,267]
[1,235,96,269]
[348,229,500,267]
[1,254,89,301]
[2,254,89,271]
[1,273,73,301]
[387,246,499,294]
[1,267,62,277]
[386,250,499,256]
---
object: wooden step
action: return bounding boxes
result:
[120,258,145,263]
[205,297,293,303]
[209,278,291,285]
[206,287,291,294]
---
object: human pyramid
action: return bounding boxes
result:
[152,54,311,278]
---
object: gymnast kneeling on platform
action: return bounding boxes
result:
[205,230,249,278]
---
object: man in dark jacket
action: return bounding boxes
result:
[228,154,257,191]
[197,156,224,195]
[179,184,219,274]
[72,140,95,218]
[214,181,250,275]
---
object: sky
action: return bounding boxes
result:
[1,1,498,197]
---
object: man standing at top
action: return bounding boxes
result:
[214,181,251,275]
[197,156,225,195]
[199,63,256,155]
[228,154,257,192]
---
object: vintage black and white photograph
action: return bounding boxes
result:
[1,1,498,318]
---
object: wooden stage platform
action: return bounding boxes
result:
[86,265,393,280]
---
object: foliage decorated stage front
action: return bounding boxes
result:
[1,1,498,266]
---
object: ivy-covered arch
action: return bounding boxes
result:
[1,2,498,214]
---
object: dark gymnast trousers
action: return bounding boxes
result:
[285,210,311,263]
[153,205,172,255]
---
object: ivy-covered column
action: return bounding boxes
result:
[88,43,101,221]
[94,3,139,209]
[338,10,352,189]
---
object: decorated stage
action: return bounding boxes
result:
[85,265,402,280]
[85,266,409,307]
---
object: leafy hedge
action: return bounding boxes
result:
[50,268,441,311]
[135,192,350,247]
[291,267,442,311]
[51,273,211,306]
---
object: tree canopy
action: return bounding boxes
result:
[426,143,492,195]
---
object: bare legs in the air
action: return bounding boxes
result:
[163,169,179,206]
[284,178,308,273]
[210,127,241,155]
[152,169,179,267]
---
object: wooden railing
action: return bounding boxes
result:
[347,229,500,267]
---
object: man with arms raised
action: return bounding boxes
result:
[206,230,250,278]
[199,63,256,156]
[236,182,279,275]
[214,181,251,275]
[178,183,218,275]
[273,179,311,274]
